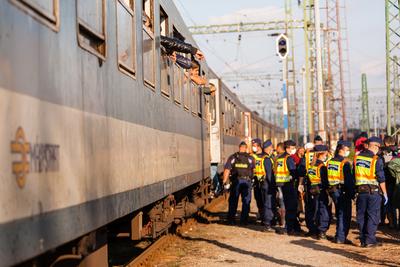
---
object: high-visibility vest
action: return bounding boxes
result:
[308,163,324,186]
[275,155,292,183]
[305,151,315,172]
[252,153,267,179]
[354,155,379,186]
[327,159,349,185]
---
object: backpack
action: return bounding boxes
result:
[387,157,400,208]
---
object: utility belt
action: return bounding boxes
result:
[357,184,380,194]
[308,185,320,195]
[238,176,252,181]
[254,176,266,183]
[327,184,344,193]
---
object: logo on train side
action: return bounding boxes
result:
[10,127,31,188]
[10,127,60,189]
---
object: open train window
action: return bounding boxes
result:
[173,63,183,104]
[77,0,106,59]
[197,88,202,117]
[11,0,60,31]
[183,70,190,111]
[160,7,171,97]
[191,82,198,116]
[142,0,155,88]
[209,84,217,125]
[172,27,186,104]
[116,0,136,77]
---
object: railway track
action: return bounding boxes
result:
[126,193,228,267]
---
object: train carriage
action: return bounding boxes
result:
[0,0,283,266]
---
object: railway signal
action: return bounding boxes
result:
[276,34,289,59]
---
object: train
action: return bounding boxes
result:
[0,0,284,266]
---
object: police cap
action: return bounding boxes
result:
[368,136,383,145]
[314,145,328,152]
[252,138,262,146]
[239,141,247,147]
[284,140,296,148]
[263,140,273,149]
[337,140,352,148]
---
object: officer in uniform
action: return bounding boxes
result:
[354,137,388,247]
[251,138,266,223]
[326,141,354,244]
[298,143,315,195]
[303,145,330,238]
[275,140,301,234]
[222,141,255,225]
[260,140,275,231]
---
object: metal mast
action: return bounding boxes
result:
[323,0,348,142]
[314,0,327,140]
[303,0,314,140]
[385,0,400,135]
[361,73,370,134]
[285,0,299,142]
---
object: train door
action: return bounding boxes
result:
[209,79,222,165]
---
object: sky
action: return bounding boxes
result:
[172,0,387,130]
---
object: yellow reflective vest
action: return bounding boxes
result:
[308,163,324,186]
[252,153,267,180]
[354,155,379,186]
[305,151,315,172]
[327,159,349,186]
[275,155,292,183]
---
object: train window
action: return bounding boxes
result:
[191,82,197,116]
[203,94,209,122]
[173,64,182,104]
[183,70,190,110]
[210,93,216,125]
[77,0,106,59]
[142,0,155,88]
[197,88,202,117]
[11,0,60,30]
[209,84,217,125]
[244,114,249,137]
[172,27,185,104]
[116,0,135,77]
[160,7,171,97]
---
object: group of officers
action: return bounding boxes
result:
[221,136,388,248]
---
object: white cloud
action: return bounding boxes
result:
[208,6,285,25]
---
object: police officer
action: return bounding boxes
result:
[304,145,330,239]
[275,140,301,234]
[298,143,315,195]
[222,141,255,225]
[326,141,354,244]
[260,140,275,231]
[251,138,266,223]
[354,137,388,247]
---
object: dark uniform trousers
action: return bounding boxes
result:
[305,188,331,234]
[356,192,381,245]
[254,179,275,225]
[228,178,252,223]
[281,181,300,232]
[254,180,264,218]
[331,188,352,242]
[317,190,331,233]
[305,189,319,234]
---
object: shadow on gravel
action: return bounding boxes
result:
[290,239,398,267]
[180,235,313,267]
